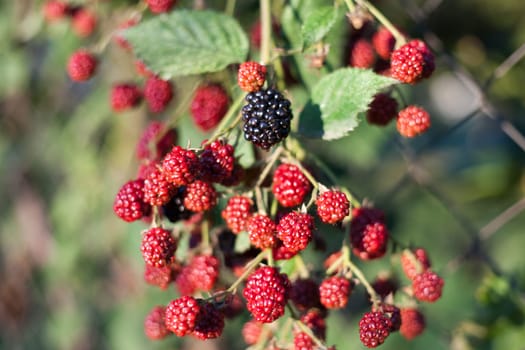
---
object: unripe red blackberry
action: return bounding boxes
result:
[238,61,267,92]
[247,214,277,249]
[400,308,426,340]
[110,83,143,112]
[401,248,431,280]
[242,88,293,150]
[359,311,392,348]
[301,309,327,339]
[316,190,350,224]
[186,254,220,292]
[144,306,170,340]
[175,265,196,296]
[113,179,151,222]
[391,39,435,84]
[272,239,299,261]
[162,146,198,186]
[276,211,314,253]
[71,8,97,38]
[43,1,68,22]
[242,319,265,345]
[319,276,351,309]
[412,271,444,302]
[396,105,431,137]
[144,264,173,290]
[222,195,254,234]
[165,296,200,337]
[272,163,311,207]
[183,180,217,212]
[243,266,290,323]
[141,227,177,268]
[350,207,389,260]
[372,27,396,60]
[294,332,315,350]
[349,39,376,68]
[192,301,225,339]
[136,121,177,161]
[289,278,321,312]
[144,76,174,113]
[198,140,235,183]
[190,84,230,131]
[67,49,97,82]
[143,167,176,206]
[366,93,398,126]
[145,0,176,14]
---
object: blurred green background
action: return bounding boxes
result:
[1,0,525,349]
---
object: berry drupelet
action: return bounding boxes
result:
[242,88,293,150]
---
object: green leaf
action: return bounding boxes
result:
[298,68,397,140]
[123,10,249,79]
[301,6,339,49]
[234,231,251,253]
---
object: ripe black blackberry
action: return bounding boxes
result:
[242,88,293,150]
[162,187,194,223]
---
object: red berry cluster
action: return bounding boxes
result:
[55,2,445,347]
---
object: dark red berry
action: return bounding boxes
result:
[401,248,431,280]
[391,39,435,84]
[222,195,254,234]
[319,276,351,309]
[67,49,97,82]
[238,61,267,92]
[247,214,277,249]
[349,39,376,68]
[165,296,200,337]
[190,84,230,131]
[141,227,177,268]
[396,105,431,137]
[243,266,290,323]
[71,8,97,38]
[276,211,314,253]
[144,306,170,340]
[198,140,235,183]
[372,27,396,60]
[301,309,327,339]
[359,311,392,348]
[289,278,321,312]
[367,93,398,126]
[162,146,198,186]
[400,308,426,340]
[183,180,217,212]
[371,276,398,300]
[144,76,174,113]
[113,179,151,222]
[192,301,225,340]
[145,0,176,13]
[382,304,401,332]
[110,83,142,112]
[412,271,444,302]
[272,163,311,208]
[316,190,350,224]
[350,207,389,260]
[272,239,299,261]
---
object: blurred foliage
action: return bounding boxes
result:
[1,1,525,350]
